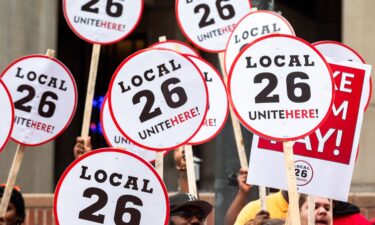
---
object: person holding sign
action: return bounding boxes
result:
[169,193,213,225]
[0,186,25,225]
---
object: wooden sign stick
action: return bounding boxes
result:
[80,44,101,139]
[184,145,198,197]
[0,145,25,217]
[308,195,315,225]
[283,141,301,225]
[218,52,267,210]
[0,50,55,217]
[329,199,333,225]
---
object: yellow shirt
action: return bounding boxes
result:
[234,191,288,225]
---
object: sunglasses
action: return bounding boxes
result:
[171,209,206,223]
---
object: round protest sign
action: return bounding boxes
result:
[63,0,143,44]
[187,56,229,145]
[101,96,168,162]
[225,10,295,74]
[54,148,169,225]
[228,34,334,141]
[176,0,251,52]
[149,40,200,57]
[1,55,77,146]
[313,41,366,63]
[313,41,372,111]
[108,48,208,151]
[0,81,14,152]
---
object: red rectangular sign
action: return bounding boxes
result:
[258,63,366,165]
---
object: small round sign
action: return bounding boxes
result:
[1,55,78,146]
[176,0,251,52]
[225,10,295,74]
[149,40,200,57]
[63,0,144,44]
[228,34,334,141]
[187,56,229,145]
[54,148,169,225]
[108,48,208,151]
[101,95,168,162]
[0,81,14,152]
[313,40,372,111]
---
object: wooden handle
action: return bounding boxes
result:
[283,141,301,225]
[81,44,101,138]
[155,152,164,179]
[308,195,315,225]
[185,145,198,197]
[0,145,25,217]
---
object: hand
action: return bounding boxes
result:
[173,146,186,171]
[254,210,270,221]
[238,168,252,193]
[73,136,92,159]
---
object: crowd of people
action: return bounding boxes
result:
[0,137,373,225]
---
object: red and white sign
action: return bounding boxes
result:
[247,61,372,201]
[54,148,169,225]
[149,40,200,57]
[1,55,77,146]
[0,81,14,152]
[225,10,295,74]
[313,41,372,110]
[108,48,208,151]
[176,0,251,52]
[187,56,229,145]
[101,96,168,162]
[63,0,143,44]
[228,34,334,141]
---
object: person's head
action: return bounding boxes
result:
[299,194,331,225]
[0,185,26,225]
[169,193,212,225]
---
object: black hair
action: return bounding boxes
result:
[0,186,26,224]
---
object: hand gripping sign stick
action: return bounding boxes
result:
[156,35,198,197]
[0,49,55,217]
[218,52,267,210]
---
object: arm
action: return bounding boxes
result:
[225,168,252,225]
[73,136,92,159]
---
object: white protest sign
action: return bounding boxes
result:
[108,48,208,151]
[187,56,229,145]
[228,34,334,141]
[247,61,372,201]
[313,41,372,110]
[1,55,77,146]
[225,10,295,74]
[101,96,168,162]
[63,0,143,44]
[149,40,200,57]
[176,0,251,52]
[54,148,169,225]
[0,81,14,152]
